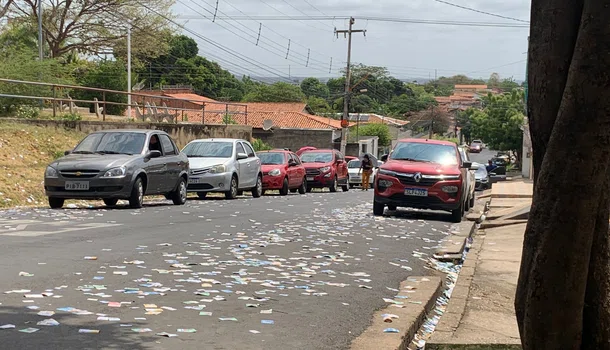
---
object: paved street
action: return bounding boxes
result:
[0,190,454,350]
[468,148,495,165]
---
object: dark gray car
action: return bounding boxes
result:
[44,130,189,209]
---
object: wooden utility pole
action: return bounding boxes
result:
[335,17,366,155]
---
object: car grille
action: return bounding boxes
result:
[187,183,214,190]
[306,169,320,176]
[396,175,439,187]
[190,168,211,176]
[60,170,100,178]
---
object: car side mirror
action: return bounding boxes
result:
[380,154,388,162]
[461,161,472,169]
[237,153,248,160]
[146,150,162,159]
[64,150,71,156]
[470,164,480,170]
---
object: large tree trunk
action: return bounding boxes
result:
[515,0,610,348]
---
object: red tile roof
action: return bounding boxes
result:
[241,102,308,113]
[185,111,351,129]
[454,84,488,90]
[163,93,218,104]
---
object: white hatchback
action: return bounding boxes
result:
[347,159,380,188]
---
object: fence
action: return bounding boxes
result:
[0,78,249,126]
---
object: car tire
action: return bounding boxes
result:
[469,192,475,208]
[342,182,349,192]
[298,178,307,194]
[306,187,312,193]
[329,176,338,193]
[251,175,263,198]
[103,198,119,207]
[225,176,238,199]
[197,192,208,199]
[373,201,385,216]
[388,204,397,211]
[279,178,289,196]
[129,177,145,209]
[290,189,297,193]
[451,200,464,223]
[171,177,188,205]
[349,184,355,189]
[48,197,64,209]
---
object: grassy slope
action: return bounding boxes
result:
[0,122,86,208]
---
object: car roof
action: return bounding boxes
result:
[395,138,457,147]
[91,129,163,135]
[189,138,248,143]
[258,150,290,153]
[301,149,335,153]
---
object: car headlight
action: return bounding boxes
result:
[378,179,394,187]
[102,166,126,178]
[45,166,58,178]
[268,169,282,176]
[210,164,226,173]
[319,166,331,173]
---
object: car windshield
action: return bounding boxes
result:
[258,152,285,165]
[348,160,361,168]
[475,166,488,176]
[390,142,458,165]
[300,152,333,163]
[72,132,145,155]
[183,142,233,158]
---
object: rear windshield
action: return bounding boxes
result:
[390,142,458,165]
[300,152,333,163]
[348,160,361,168]
[183,142,233,158]
[258,152,286,165]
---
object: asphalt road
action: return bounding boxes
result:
[468,148,495,165]
[0,190,455,350]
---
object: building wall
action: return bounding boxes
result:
[1,118,252,149]
[252,128,334,151]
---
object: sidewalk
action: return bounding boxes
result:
[426,180,532,349]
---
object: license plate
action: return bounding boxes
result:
[404,188,428,197]
[65,181,89,190]
[307,177,314,181]
[188,178,200,184]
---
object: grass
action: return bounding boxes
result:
[0,122,86,208]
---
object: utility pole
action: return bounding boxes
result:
[335,17,366,155]
[127,26,132,119]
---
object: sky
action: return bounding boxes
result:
[172,0,531,81]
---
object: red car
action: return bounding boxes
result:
[300,149,349,192]
[468,141,483,153]
[258,150,307,195]
[374,138,475,222]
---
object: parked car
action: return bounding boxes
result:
[458,147,477,209]
[183,138,262,199]
[469,140,483,153]
[44,130,189,209]
[374,138,477,222]
[347,158,382,188]
[299,149,349,192]
[258,150,307,195]
[473,162,491,190]
[493,152,511,166]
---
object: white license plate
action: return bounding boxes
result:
[404,188,428,197]
[307,177,314,181]
[65,181,89,190]
[188,178,200,184]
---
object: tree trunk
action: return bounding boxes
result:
[515,0,610,348]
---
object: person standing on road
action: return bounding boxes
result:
[359,154,373,191]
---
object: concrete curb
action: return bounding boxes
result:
[350,276,443,350]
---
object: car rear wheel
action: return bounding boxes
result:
[197,192,208,199]
[451,200,464,223]
[329,176,338,192]
[279,178,289,196]
[129,177,145,209]
[103,198,119,207]
[170,177,188,205]
[48,197,64,209]
[298,178,307,194]
[342,182,349,192]
[251,175,263,198]
[373,201,385,216]
[349,184,355,189]
[225,176,238,199]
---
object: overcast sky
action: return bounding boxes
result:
[172,0,530,81]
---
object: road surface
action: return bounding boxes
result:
[0,190,455,350]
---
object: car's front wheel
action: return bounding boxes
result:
[279,177,289,196]
[170,177,188,205]
[225,176,238,199]
[251,175,263,198]
[469,192,475,207]
[451,200,464,223]
[329,176,338,193]
[373,201,385,216]
[103,198,119,207]
[129,177,145,209]
[298,177,307,194]
[48,197,64,209]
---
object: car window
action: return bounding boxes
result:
[390,142,458,165]
[72,132,146,155]
[159,135,176,156]
[182,141,233,158]
[243,142,256,157]
[348,160,361,168]
[236,142,246,156]
[300,152,333,163]
[259,152,285,165]
[149,134,163,154]
[290,153,301,165]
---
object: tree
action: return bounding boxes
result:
[498,78,520,93]
[387,85,437,117]
[300,77,329,99]
[352,123,392,147]
[515,0,610,348]
[73,60,129,116]
[242,82,305,102]
[306,96,332,114]
[11,0,174,58]
[407,107,452,135]
[488,72,501,87]
[0,0,13,18]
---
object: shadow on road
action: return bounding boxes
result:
[0,305,156,350]
[385,208,454,223]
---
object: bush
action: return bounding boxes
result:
[15,105,40,119]
[251,138,272,152]
[432,134,459,145]
[56,113,82,121]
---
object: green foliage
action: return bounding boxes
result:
[242,82,305,102]
[387,85,438,116]
[73,60,128,116]
[14,105,40,119]
[431,134,459,145]
[251,138,273,152]
[352,123,392,147]
[300,77,329,99]
[307,96,332,114]
[222,114,237,125]
[56,113,82,121]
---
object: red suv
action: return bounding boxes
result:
[258,150,307,195]
[300,149,349,192]
[374,139,474,222]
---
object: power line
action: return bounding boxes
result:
[432,0,529,23]
[278,0,334,29]
[256,0,329,32]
